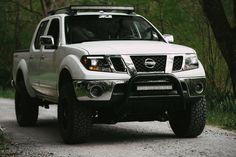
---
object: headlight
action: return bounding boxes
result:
[184,54,199,70]
[81,56,111,72]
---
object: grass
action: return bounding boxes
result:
[207,96,236,131]
[0,88,14,99]
[207,110,236,131]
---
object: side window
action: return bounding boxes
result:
[34,20,49,49]
[46,19,60,49]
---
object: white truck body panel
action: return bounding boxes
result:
[68,41,196,55]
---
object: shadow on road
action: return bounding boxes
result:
[90,124,174,144]
[1,118,175,145]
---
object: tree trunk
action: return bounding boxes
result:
[14,0,20,50]
[40,0,69,16]
[40,0,47,17]
[201,0,236,96]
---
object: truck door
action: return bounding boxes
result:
[28,20,49,92]
[38,18,60,97]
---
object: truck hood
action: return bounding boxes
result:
[68,40,195,55]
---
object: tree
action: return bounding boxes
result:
[200,0,236,96]
[15,0,20,50]
[40,0,69,16]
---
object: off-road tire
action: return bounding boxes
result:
[169,98,207,138]
[15,81,39,126]
[58,82,92,144]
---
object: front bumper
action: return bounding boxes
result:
[73,74,205,102]
[73,80,127,101]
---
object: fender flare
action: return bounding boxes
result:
[57,55,87,93]
[58,55,87,79]
[15,59,36,97]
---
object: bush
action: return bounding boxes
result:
[0,69,10,89]
[207,95,236,130]
[0,88,15,99]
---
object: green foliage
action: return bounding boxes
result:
[0,2,15,88]
[208,95,236,113]
[221,0,236,27]
[0,88,15,99]
[207,95,236,130]
[208,110,236,130]
[0,1,42,88]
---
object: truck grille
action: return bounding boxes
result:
[172,56,183,71]
[131,56,166,72]
[110,57,126,72]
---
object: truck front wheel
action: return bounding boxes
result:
[169,98,207,137]
[15,81,39,126]
[58,83,92,144]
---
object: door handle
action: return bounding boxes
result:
[29,56,33,60]
[40,55,45,60]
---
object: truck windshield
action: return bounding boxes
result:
[64,15,164,44]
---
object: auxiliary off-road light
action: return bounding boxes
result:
[195,82,204,94]
[89,85,104,98]
[137,85,173,91]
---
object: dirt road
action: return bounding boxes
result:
[0,98,235,157]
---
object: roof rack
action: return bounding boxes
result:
[48,5,135,16]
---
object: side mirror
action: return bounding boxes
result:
[40,36,54,46]
[163,34,174,43]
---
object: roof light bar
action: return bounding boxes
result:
[70,6,134,12]
[47,5,135,16]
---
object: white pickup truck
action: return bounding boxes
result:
[12,6,207,144]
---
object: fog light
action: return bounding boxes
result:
[89,85,103,97]
[195,82,204,94]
